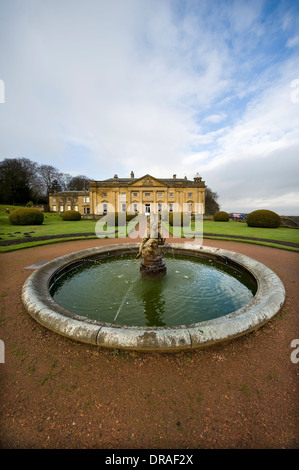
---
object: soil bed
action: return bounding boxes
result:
[0,237,298,449]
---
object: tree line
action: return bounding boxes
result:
[0,157,90,205]
[0,157,220,214]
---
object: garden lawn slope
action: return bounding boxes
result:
[1,207,299,252]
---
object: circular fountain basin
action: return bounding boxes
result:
[22,243,285,352]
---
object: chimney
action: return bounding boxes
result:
[130,171,134,178]
[114,174,118,179]
[173,174,176,179]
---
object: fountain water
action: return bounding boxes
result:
[21,212,285,352]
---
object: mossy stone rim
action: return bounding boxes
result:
[22,243,285,352]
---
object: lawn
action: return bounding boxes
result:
[203,220,299,244]
[0,206,121,251]
[0,206,97,239]
[1,205,299,252]
[168,219,299,252]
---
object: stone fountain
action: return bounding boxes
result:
[136,213,166,277]
[21,210,285,352]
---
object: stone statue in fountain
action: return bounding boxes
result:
[136,213,167,277]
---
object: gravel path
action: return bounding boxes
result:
[0,237,298,449]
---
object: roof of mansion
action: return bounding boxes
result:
[89,173,206,188]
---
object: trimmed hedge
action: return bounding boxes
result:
[247,209,281,228]
[62,210,81,221]
[213,211,229,222]
[9,208,44,225]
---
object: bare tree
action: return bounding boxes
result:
[67,175,90,191]
[38,164,65,195]
[0,157,40,204]
[205,187,220,215]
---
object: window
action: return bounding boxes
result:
[145,204,150,213]
[103,203,107,213]
[103,192,107,197]
[67,205,71,211]
[133,192,138,197]
[86,207,90,214]
[122,203,126,212]
[60,206,64,212]
[74,205,78,212]
[60,198,64,202]
[67,197,71,202]
[52,205,57,212]
[158,203,162,212]
[83,197,90,203]
[169,204,173,212]
[188,193,193,198]
[52,197,56,202]
[145,192,151,197]
[121,193,126,198]
[74,198,78,202]
[158,192,163,198]
[169,192,174,197]
[133,203,138,213]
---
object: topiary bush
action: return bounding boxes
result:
[213,211,229,222]
[247,209,281,228]
[9,208,44,225]
[62,210,81,221]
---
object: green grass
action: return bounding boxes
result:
[203,220,299,243]
[1,205,299,252]
[168,219,299,252]
[0,205,139,251]
[0,206,98,237]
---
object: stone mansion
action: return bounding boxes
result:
[48,172,206,216]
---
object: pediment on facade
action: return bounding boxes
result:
[129,174,165,187]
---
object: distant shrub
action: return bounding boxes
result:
[26,201,34,207]
[9,208,44,225]
[247,210,281,228]
[62,210,81,221]
[213,211,229,222]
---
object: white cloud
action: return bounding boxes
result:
[286,36,299,48]
[204,113,227,123]
[0,0,299,213]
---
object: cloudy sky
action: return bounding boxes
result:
[0,0,299,215]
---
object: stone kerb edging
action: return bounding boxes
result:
[22,243,286,352]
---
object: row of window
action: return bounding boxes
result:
[102,203,193,213]
[102,192,193,198]
[52,197,90,203]
[52,205,90,214]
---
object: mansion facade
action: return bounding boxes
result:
[49,172,206,216]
